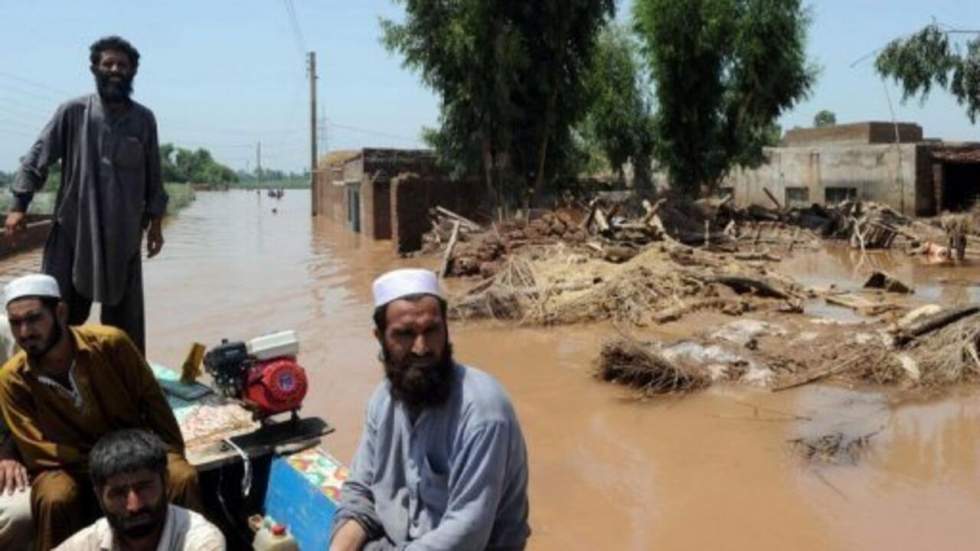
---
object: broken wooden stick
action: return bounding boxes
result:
[435,206,482,232]
[439,220,461,278]
[773,356,862,392]
[763,187,782,210]
[893,305,980,345]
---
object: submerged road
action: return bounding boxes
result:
[3,190,979,550]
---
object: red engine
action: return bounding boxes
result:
[243,356,308,415]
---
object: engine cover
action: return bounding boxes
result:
[243,356,308,415]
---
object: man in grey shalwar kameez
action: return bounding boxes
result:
[4,36,167,353]
[331,269,530,551]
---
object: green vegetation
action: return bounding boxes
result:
[382,0,615,205]
[814,109,837,127]
[164,183,196,215]
[875,24,980,123]
[160,143,239,185]
[234,169,310,189]
[632,0,816,196]
[580,24,656,191]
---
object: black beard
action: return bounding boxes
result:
[94,70,133,102]
[25,322,62,362]
[383,342,455,410]
[104,498,167,540]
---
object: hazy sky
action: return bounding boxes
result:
[0,0,977,173]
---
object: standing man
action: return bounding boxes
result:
[5,35,167,353]
[331,269,530,551]
[0,274,202,550]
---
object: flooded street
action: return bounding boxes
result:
[5,190,980,550]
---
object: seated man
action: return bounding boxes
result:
[55,429,224,551]
[0,313,32,549]
[331,269,530,551]
[0,274,203,550]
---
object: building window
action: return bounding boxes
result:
[785,187,810,207]
[825,187,857,204]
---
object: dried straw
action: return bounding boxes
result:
[595,338,711,395]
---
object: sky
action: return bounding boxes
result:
[0,0,978,173]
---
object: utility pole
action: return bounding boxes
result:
[308,51,318,216]
[256,141,262,188]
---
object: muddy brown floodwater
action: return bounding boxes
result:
[3,190,980,550]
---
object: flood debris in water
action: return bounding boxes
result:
[594,338,710,396]
[449,241,806,326]
[788,431,878,465]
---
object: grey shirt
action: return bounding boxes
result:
[335,364,530,550]
[13,94,167,304]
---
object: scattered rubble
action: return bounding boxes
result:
[788,431,878,465]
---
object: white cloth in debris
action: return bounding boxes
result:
[4,274,60,307]
[372,268,443,308]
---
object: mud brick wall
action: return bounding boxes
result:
[390,174,486,253]
[313,165,347,222]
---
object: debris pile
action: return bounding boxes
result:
[449,244,807,326]
[594,338,710,395]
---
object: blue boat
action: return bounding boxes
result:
[153,363,345,550]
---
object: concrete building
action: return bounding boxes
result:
[312,148,486,252]
[723,122,980,216]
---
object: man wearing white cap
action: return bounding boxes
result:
[0,274,202,550]
[331,268,530,551]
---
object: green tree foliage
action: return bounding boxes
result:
[813,110,836,127]
[160,143,238,184]
[633,0,816,196]
[581,24,656,191]
[382,0,614,205]
[875,24,980,123]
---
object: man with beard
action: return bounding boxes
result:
[330,268,530,551]
[0,274,202,550]
[4,35,167,354]
[55,429,224,551]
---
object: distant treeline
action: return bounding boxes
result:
[2,145,306,190]
[161,143,238,185]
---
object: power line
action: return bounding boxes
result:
[325,120,423,144]
[280,0,307,55]
[0,71,73,97]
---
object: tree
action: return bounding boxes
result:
[813,110,836,127]
[633,0,816,196]
[580,24,657,191]
[382,0,615,206]
[161,143,237,184]
[875,24,980,123]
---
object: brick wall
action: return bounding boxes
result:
[390,174,487,253]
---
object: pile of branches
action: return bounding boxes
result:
[449,242,807,326]
[594,338,711,396]
[772,306,980,392]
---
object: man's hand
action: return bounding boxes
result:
[146,218,164,258]
[330,520,369,551]
[0,459,29,495]
[4,212,27,237]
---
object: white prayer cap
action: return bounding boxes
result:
[4,274,61,308]
[372,268,443,309]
